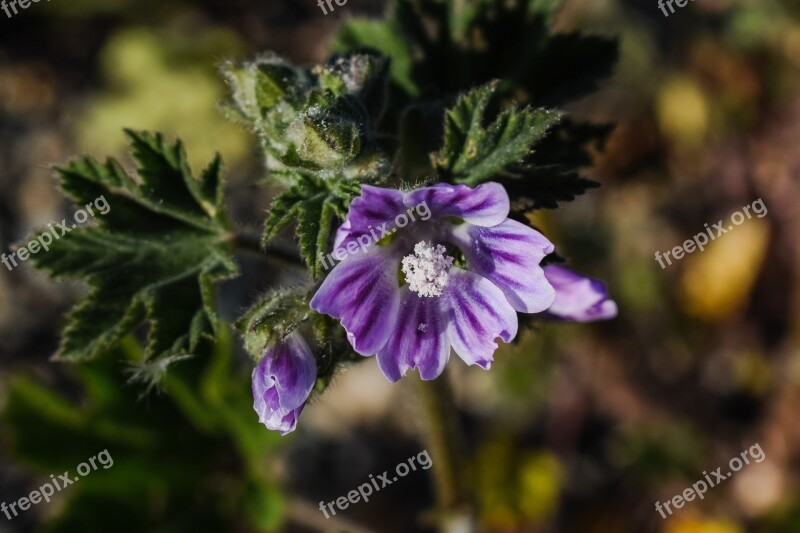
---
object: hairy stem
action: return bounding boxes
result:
[415,373,473,532]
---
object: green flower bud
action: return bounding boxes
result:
[319,52,389,121]
[286,106,362,169]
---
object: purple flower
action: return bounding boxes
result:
[310,182,556,382]
[252,332,317,435]
[542,265,617,322]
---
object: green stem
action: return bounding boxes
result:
[229,231,305,270]
[415,373,473,532]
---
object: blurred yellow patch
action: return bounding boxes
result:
[734,352,773,394]
[476,438,517,528]
[656,76,710,146]
[664,517,742,533]
[518,452,563,521]
[784,25,800,67]
[74,27,250,172]
[679,219,769,320]
[476,437,563,529]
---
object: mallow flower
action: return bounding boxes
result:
[310,182,556,382]
[252,332,317,435]
[542,265,617,322]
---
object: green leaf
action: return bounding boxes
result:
[528,33,619,106]
[432,82,563,186]
[335,0,617,108]
[263,177,361,278]
[1,335,285,532]
[504,118,610,212]
[431,84,601,211]
[335,0,616,204]
[527,119,615,169]
[503,166,599,212]
[30,130,238,367]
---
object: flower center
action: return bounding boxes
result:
[401,241,454,297]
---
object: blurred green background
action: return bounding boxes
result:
[1,0,800,532]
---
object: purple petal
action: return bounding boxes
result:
[377,289,450,382]
[260,408,300,436]
[275,410,299,436]
[334,185,407,250]
[262,386,281,412]
[405,182,509,227]
[543,265,618,322]
[252,332,317,435]
[456,219,556,313]
[310,247,402,355]
[443,268,518,369]
[268,334,318,410]
[253,376,277,422]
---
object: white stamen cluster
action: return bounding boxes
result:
[402,241,454,298]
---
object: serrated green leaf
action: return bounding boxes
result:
[263,177,361,278]
[528,119,615,169]
[335,0,617,108]
[505,166,599,213]
[335,0,617,203]
[432,82,563,186]
[529,33,618,106]
[262,188,305,242]
[296,192,330,280]
[30,130,238,366]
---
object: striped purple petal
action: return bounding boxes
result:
[543,265,618,322]
[310,247,402,355]
[252,332,317,435]
[334,185,406,250]
[377,289,450,382]
[456,219,556,313]
[443,268,518,370]
[404,182,509,227]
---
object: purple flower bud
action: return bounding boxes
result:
[252,332,317,435]
[543,265,617,322]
